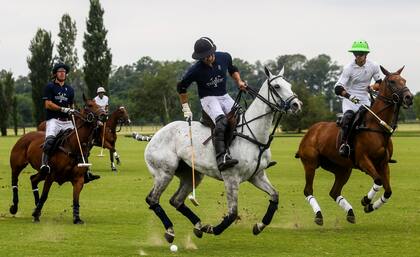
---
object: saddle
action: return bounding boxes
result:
[336,107,368,158]
[201,106,241,147]
[41,129,75,156]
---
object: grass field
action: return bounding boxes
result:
[0,130,420,256]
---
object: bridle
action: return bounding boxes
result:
[233,75,299,177]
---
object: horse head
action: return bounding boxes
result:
[379,65,413,109]
[116,106,131,125]
[264,66,302,114]
[81,93,108,123]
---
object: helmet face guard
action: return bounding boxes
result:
[192,37,217,60]
[348,40,370,53]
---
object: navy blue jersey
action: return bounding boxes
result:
[42,81,74,120]
[177,52,239,98]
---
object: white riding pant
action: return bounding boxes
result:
[45,118,74,138]
[200,94,235,123]
[342,97,371,113]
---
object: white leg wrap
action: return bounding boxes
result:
[306,195,321,214]
[373,195,388,210]
[336,195,353,212]
[32,188,39,192]
[12,185,18,189]
[367,183,382,200]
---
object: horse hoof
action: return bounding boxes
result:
[346,209,356,224]
[9,205,18,215]
[252,222,266,235]
[73,218,85,224]
[314,211,323,226]
[361,196,371,206]
[200,224,214,234]
[116,159,121,165]
[164,228,175,243]
[364,204,374,213]
[193,227,203,238]
[33,216,40,223]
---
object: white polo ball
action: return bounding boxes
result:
[170,244,178,252]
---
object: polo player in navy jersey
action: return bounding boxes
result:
[177,37,247,171]
[41,62,100,183]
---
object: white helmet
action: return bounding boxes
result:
[97,87,106,93]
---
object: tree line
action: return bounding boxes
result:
[1,0,419,136]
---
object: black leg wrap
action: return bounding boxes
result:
[213,213,237,235]
[150,203,173,229]
[384,191,392,199]
[262,200,278,226]
[176,203,200,225]
[73,202,80,217]
[12,187,19,205]
[374,179,383,186]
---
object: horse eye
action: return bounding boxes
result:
[389,80,395,85]
[274,84,280,89]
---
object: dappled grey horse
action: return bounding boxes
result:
[144,66,302,243]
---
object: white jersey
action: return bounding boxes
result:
[94,95,109,111]
[335,60,381,112]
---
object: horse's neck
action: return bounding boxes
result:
[106,111,119,131]
[368,88,396,127]
[242,82,274,143]
[68,120,94,150]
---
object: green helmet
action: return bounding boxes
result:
[348,40,370,53]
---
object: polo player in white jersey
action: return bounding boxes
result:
[334,40,382,157]
[94,86,109,113]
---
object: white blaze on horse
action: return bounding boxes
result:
[144,66,302,243]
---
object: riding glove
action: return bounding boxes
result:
[349,95,360,104]
[182,103,193,119]
[61,107,76,115]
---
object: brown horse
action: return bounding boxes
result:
[10,97,107,224]
[91,106,131,171]
[295,66,413,225]
[39,106,131,171]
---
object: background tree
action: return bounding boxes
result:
[83,0,112,98]
[56,13,79,82]
[413,92,420,120]
[0,71,15,136]
[27,28,53,125]
[14,76,34,126]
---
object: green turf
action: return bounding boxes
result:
[0,134,419,256]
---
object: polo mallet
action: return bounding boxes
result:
[361,104,394,133]
[97,121,106,157]
[187,117,199,206]
[71,113,92,168]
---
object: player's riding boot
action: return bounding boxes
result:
[338,110,355,157]
[84,170,100,184]
[214,115,238,171]
[40,153,50,175]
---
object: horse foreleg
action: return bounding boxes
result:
[146,172,175,243]
[364,164,392,213]
[32,176,54,222]
[248,170,279,235]
[170,172,205,238]
[72,176,85,224]
[202,174,240,236]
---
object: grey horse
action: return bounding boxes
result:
[144,66,302,243]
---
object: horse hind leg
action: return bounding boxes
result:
[30,173,45,206]
[248,170,279,235]
[9,161,28,215]
[302,161,323,226]
[145,169,176,243]
[329,168,355,224]
[170,161,205,238]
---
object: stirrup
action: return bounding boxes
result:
[40,165,50,175]
[217,153,238,171]
[339,144,350,157]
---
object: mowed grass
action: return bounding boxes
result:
[0,133,420,256]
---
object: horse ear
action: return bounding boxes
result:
[264,66,272,77]
[82,93,87,102]
[396,65,405,75]
[380,65,390,76]
[279,65,285,76]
